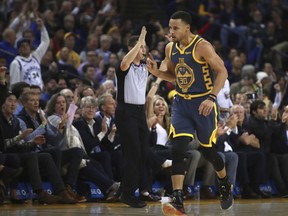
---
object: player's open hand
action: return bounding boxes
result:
[147,53,158,74]
[199,99,214,116]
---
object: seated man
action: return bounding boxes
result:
[0,91,76,204]
[228,104,271,198]
[17,90,85,202]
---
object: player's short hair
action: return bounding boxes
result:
[171,10,191,25]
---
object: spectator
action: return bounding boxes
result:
[101,66,116,85]
[57,46,79,88]
[72,96,120,201]
[79,86,96,98]
[9,18,49,90]
[78,51,104,83]
[10,81,30,115]
[0,66,23,204]
[228,55,243,85]
[56,32,81,69]
[216,108,264,199]
[79,33,99,63]
[243,100,281,198]
[73,95,115,181]
[81,64,100,90]
[217,79,233,122]
[219,0,249,50]
[18,91,84,202]
[96,34,112,66]
[0,91,77,204]
[0,28,18,67]
[270,105,288,197]
[215,115,239,198]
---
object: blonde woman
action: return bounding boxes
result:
[147,94,171,149]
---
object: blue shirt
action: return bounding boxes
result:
[0,40,18,67]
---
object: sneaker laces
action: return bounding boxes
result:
[171,190,185,213]
[219,182,232,201]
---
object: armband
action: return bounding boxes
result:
[207,94,216,103]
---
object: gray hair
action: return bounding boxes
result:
[100,34,112,42]
[80,96,98,109]
[231,104,245,113]
[241,64,256,79]
[60,88,73,95]
[102,80,114,87]
[97,93,113,111]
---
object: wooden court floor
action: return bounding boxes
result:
[1,198,288,216]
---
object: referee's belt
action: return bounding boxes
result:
[177,92,210,100]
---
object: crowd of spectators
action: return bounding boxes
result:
[1,0,288,205]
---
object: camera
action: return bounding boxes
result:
[246,93,256,100]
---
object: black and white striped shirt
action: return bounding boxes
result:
[116,62,148,105]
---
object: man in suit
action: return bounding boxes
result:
[73,95,117,179]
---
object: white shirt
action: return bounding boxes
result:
[154,123,168,146]
[217,79,233,109]
[9,27,50,89]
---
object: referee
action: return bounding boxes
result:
[115,26,149,208]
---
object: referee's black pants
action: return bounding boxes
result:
[115,103,149,196]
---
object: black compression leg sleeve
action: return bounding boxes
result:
[171,136,191,175]
[200,146,225,172]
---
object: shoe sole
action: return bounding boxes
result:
[161,202,187,216]
[220,195,234,210]
[140,195,161,202]
[119,198,146,208]
[77,199,87,203]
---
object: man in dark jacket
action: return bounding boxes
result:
[0,88,76,204]
[0,66,24,204]
[270,105,288,196]
[243,100,286,197]
[216,106,266,198]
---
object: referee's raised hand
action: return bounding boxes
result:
[138,26,147,46]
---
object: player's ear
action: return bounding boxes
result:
[185,23,190,32]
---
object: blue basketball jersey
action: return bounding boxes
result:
[169,35,214,97]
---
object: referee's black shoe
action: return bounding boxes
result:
[120,193,147,208]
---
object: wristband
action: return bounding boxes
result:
[207,95,216,103]
[209,93,217,99]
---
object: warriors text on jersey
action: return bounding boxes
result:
[15,56,43,89]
